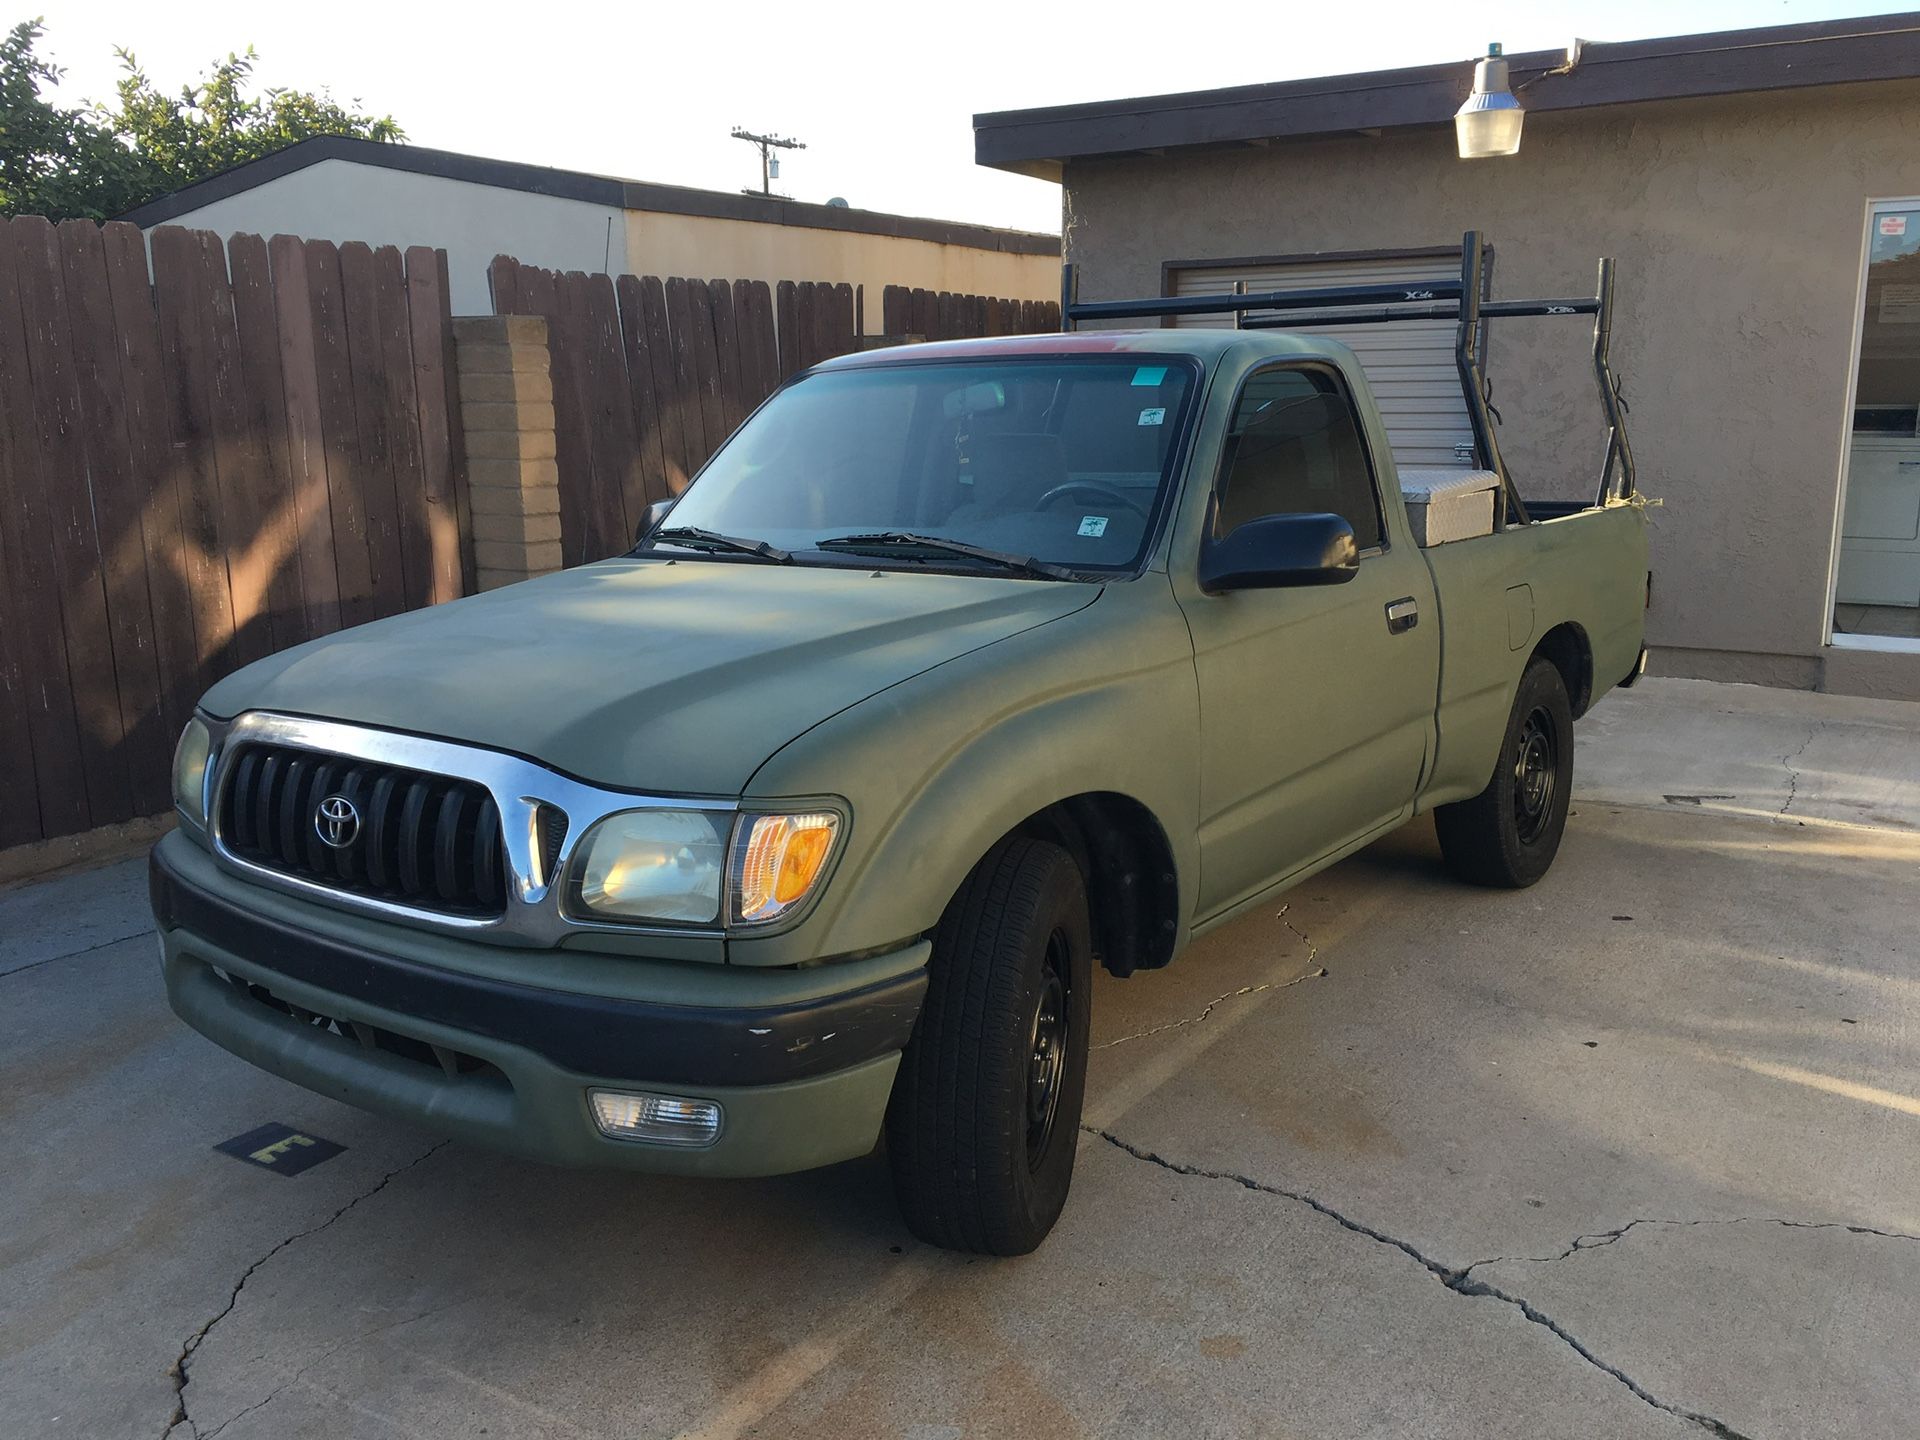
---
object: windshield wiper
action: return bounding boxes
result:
[648,526,791,563]
[814,532,1073,581]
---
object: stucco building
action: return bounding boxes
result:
[124,136,1059,320]
[976,13,1920,699]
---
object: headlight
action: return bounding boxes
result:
[729,811,840,927]
[172,718,212,831]
[566,809,730,924]
[565,807,842,928]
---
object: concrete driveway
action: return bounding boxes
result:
[4,679,1918,1440]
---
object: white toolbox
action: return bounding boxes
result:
[1399,468,1500,546]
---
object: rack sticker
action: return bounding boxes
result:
[1138,407,1166,426]
[1131,366,1168,387]
[1077,515,1110,537]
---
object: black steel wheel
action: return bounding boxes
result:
[886,837,1092,1255]
[1025,932,1072,1170]
[1512,705,1559,845]
[1435,657,1575,888]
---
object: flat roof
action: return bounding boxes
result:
[121,135,1059,256]
[975,12,1920,179]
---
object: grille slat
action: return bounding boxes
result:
[434,787,467,906]
[303,760,340,874]
[364,772,399,890]
[220,744,508,918]
[229,749,262,852]
[253,752,283,862]
[277,755,312,868]
[398,780,430,895]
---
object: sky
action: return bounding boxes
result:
[26,0,1914,234]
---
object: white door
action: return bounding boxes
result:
[1168,253,1472,470]
[1835,200,1920,621]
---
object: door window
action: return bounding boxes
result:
[1214,366,1385,549]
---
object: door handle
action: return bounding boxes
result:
[1385,597,1419,634]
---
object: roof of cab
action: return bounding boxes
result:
[812,328,1334,371]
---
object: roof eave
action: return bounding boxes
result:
[974,12,1920,172]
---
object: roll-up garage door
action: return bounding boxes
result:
[1168,253,1473,470]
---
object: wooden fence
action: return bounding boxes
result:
[881,286,1060,341]
[488,255,1058,567]
[0,218,466,851]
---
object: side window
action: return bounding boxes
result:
[1213,367,1385,549]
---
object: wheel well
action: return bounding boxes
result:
[1533,622,1594,718]
[1009,793,1179,978]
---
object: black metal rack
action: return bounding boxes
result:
[1057,230,1636,519]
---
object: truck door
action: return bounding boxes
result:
[1175,362,1440,919]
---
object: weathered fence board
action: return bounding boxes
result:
[489,255,1058,567]
[0,225,91,839]
[0,217,469,853]
[877,285,1058,341]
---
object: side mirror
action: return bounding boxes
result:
[1198,512,1359,594]
[637,496,676,543]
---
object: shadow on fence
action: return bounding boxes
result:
[0,217,466,851]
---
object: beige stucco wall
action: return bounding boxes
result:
[153,158,1059,321]
[622,211,1058,307]
[1062,80,1920,696]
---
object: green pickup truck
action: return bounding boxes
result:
[152,236,1647,1254]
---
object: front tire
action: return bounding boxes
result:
[1434,656,1574,888]
[886,837,1092,1255]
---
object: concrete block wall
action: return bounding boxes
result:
[451,316,563,590]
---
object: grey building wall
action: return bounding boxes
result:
[1061,79,1920,699]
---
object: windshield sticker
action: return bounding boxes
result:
[1131,366,1168,387]
[1138,407,1166,427]
[1077,515,1110,538]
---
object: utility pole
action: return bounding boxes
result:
[731,127,805,199]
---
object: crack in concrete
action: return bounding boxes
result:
[1095,903,1328,1050]
[0,929,151,980]
[1469,1214,1920,1276]
[159,1141,449,1439]
[1094,968,1326,1049]
[1088,1128,1755,1440]
[1778,723,1818,816]
[198,1301,458,1439]
[1276,902,1320,965]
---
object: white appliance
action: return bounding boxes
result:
[1838,432,1920,607]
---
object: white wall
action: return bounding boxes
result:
[153,160,630,314]
[152,159,1058,318]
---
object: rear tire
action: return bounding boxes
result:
[886,837,1092,1255]
[1434,657,1574,888]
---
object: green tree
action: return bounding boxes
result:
[0,19,404,222]
[0,21,141,219]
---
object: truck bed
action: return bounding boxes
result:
[1416,501,1648,812]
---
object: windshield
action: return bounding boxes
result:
[654,356,1198,575]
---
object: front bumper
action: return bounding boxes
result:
[151,832,926,1176]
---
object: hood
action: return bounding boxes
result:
[201,557,1099,794]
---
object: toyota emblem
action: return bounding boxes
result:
[314,794,361,849]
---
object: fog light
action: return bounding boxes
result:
[588,1089,723,1146]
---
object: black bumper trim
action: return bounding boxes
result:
[151,848,925,1088]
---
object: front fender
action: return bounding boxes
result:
[730,579,1200,968]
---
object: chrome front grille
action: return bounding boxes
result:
[200,712,739,944]
[218,742,509,918]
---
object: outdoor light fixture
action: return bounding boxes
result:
[1455,43,1525,159]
